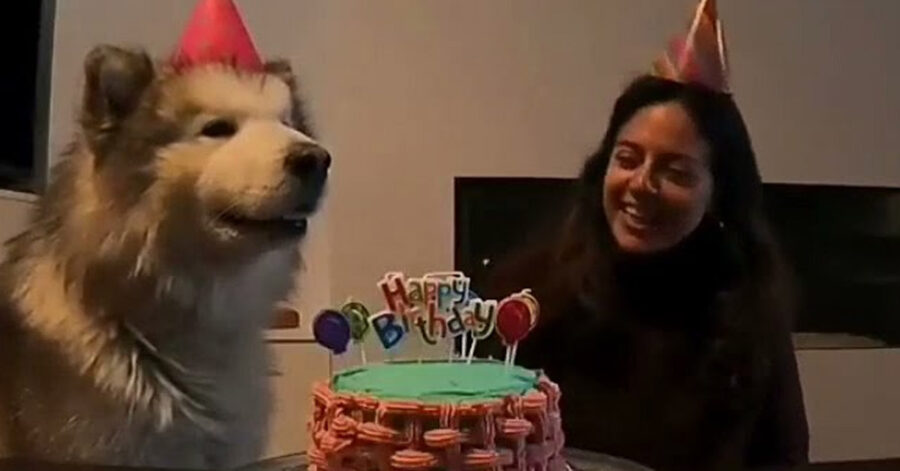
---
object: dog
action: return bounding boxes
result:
[0,44,329,469]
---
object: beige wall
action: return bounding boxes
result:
[4,0,897,462]
[798,349,900,462]
[0,195,35,249]
[45,0,900,311]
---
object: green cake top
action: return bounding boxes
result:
[332,360,539,404]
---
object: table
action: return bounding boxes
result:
[562,449,654,471]
[1,449,654,471]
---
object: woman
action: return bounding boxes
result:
[481,2,809,468]
[480,75,809,471]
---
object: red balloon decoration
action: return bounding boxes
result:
[496,297,533,346]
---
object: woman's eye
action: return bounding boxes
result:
[665,166,697,186]
[200,119,237,138]
[613,150,640,169]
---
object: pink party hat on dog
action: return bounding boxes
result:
[652,0,731,93]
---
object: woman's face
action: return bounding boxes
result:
[603,101,713,254]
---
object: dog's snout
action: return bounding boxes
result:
[285,143,331,179]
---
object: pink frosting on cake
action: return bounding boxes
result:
[308,374,566,471]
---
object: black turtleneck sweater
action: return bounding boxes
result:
[481,221,809,471]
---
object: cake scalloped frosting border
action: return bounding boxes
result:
[308,370,566,471]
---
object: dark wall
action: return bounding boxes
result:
[455,177,900,345]
[1,1,46,192]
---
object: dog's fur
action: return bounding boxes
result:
[0,45,329,469]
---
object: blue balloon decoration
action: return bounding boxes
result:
[313,309,351,354]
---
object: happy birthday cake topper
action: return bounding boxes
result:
[312,271,538,367]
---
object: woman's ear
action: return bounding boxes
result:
[80,45,155,147]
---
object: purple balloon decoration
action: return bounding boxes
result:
[313,309,351,354]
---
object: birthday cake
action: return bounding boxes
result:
[307,272,566,471]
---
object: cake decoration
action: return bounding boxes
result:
[316,271,537,366]
[342,300,373,364]
[313,309,352,355]
[460,290,483,364]
[308,271,563,470]
[373,271,499,357]
[308,360,565,471]
[496,290,539,367]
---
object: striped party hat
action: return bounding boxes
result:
[652,0,731,93]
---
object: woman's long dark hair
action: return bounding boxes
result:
[487,74,794,412]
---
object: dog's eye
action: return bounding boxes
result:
[200,119,237,138]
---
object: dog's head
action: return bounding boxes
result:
[76,45,329,266]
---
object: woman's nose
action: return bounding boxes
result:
[629,162,659,194]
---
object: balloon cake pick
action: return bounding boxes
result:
[312,309,351,357]
[340,300,370,364]
[497,289,539,367]
[312,271,539,368]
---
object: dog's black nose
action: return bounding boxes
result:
[285,143,331,179]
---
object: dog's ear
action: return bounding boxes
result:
[264,59,313,137]
[81,45,155,138]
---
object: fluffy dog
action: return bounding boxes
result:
[0,44,329,468]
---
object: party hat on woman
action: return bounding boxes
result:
[652,0,730,93]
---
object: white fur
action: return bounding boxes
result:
[169,64,295,121]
